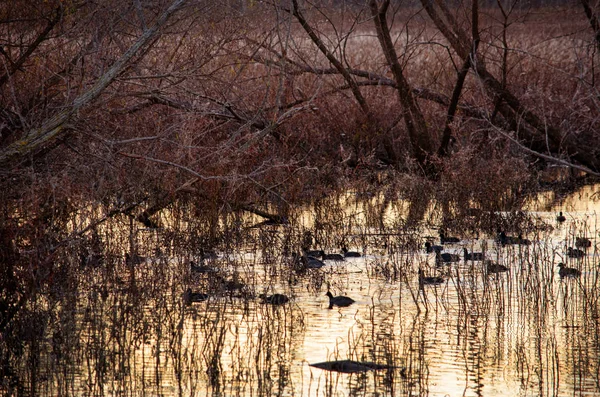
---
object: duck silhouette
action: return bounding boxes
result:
[463,248,484,261]
[326,291,355,309]
[516,234,531,245]
[439,229,460,244]
[435,251,460,265]
[212,274,245,292]
[292,253,325,269]
[183,288,209,304]
[567,247,585,258]
[556,212,566,223]
[302,255,326,269]
[342,246,362,257]
[321,252,345,261]
[418,268,445,286]
[485,260,508,274]
[259,293,290,305]
[575,237,591,248]
[498,231,531,246]
[425,242,442,253]
[304,249,323,257]
[558,263,581,278]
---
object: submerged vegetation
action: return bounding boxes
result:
[1,0,600,395]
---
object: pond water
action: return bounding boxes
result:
[2,185,600,396]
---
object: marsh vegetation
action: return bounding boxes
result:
[1,1,600,395]
[1,188,599,396]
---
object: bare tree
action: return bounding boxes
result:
[0,0,187,168]
[421,0,600,173]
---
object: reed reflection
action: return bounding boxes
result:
[1,191,599,396]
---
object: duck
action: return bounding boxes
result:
[463,248,484,261]
[435,251,460,265]
[498,231,531,246]
[292,253,326,270]
[418,268,445,286]
[558,263,581,278]
[325,291,355,309]
[302,255,326,269]
[309,359,399,373]
[516,234,532,245]
[567,247,585,258]
[439,229,460,244]
[342,246,362,257]
[485,260,508,274]
[321,252,345,261]
[212,274,245,292]
[556,212,566,223]
[259,293,290,305]
[424,242,442,254]
[575,237,592,248]
[183,288,209,304]
[303,248,324,257]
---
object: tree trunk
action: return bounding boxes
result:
[368,0,435,174]
[0,0,187,169]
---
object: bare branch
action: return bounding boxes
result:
[581,0,600,53]
[0,0,187,169]
[0,6,63,87]
[290,0,371,117]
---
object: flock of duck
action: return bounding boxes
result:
[183,212,593,308]
[418,221,592,285]
[183,246,363,308]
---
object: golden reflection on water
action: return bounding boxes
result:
[4,186,600,396]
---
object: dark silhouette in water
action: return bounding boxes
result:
[424,242,442,253]
[325,291,355,309]
[567,247,585,258]
[485,260,508,274]
[463,248,484,261]
[418,268,445,286]
[498,231,531,246]
[259,293,290,305]
[439,229,460,244]
[558,263,581,278]
[321,252,345,261]
[297,253,325,269]
[575,237,591,248]
[183,288,209,304]
[303,249,324,257]
[556,212,566,223]
[310,359,402,374]
[435,251,460,265]
[342,246,362,257]
[211,274,245,293]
